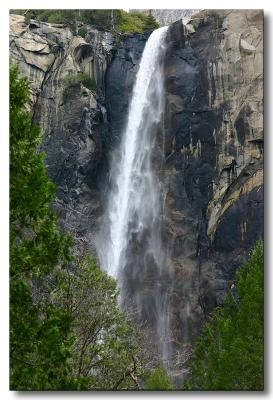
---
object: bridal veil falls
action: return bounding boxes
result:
[97,26,175,367]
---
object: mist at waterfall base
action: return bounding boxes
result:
[97,27,180,378]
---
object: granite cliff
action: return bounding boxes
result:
[10,9,263,370]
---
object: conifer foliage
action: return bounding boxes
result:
[10,65,78,389]
[184,240,264,390]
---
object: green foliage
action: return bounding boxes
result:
[184,240,264,390]
[80,10,159,33]
[10,65,78,390]
[10,9,159,34]
[145,367,175,390]
[78,26,87,38]
[64,72,97,91]
[116,11,159,33]
[80,9,114,30]
[12,9,75,24]
[45,10,75,24]
[57,256,145,390]
[144,14,160,31]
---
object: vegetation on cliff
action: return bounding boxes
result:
[64,72,97,92]
[9,66,147,390]
[184,240,264,390]
[10,9,159,34]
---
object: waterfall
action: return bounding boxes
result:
[98,27,172,365]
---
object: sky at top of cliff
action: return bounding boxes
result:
[6,0,271,17]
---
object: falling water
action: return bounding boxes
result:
[98,27,172,365]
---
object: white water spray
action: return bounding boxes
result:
[102,27,168,276]
[98,26,171,363]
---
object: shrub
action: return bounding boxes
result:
[78,26,87,38]
[81,74,96,91]
[64,72,97,91]
[145,367,175,390]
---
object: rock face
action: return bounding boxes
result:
[10,9,263,367]
[162,9,263,342]
[105,32,149,145]
[10,14,116,254]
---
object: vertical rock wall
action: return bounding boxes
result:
[163,10,263,344]
[10,14,116,254]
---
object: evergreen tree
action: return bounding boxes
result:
[10,65,79,390]
[144,13,159,31]
[184,240,264,390]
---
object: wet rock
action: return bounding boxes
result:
[105,32,149,145]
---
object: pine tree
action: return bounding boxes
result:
[184,240,264,390]
[10,65,79,390]
[144,13,159,31]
